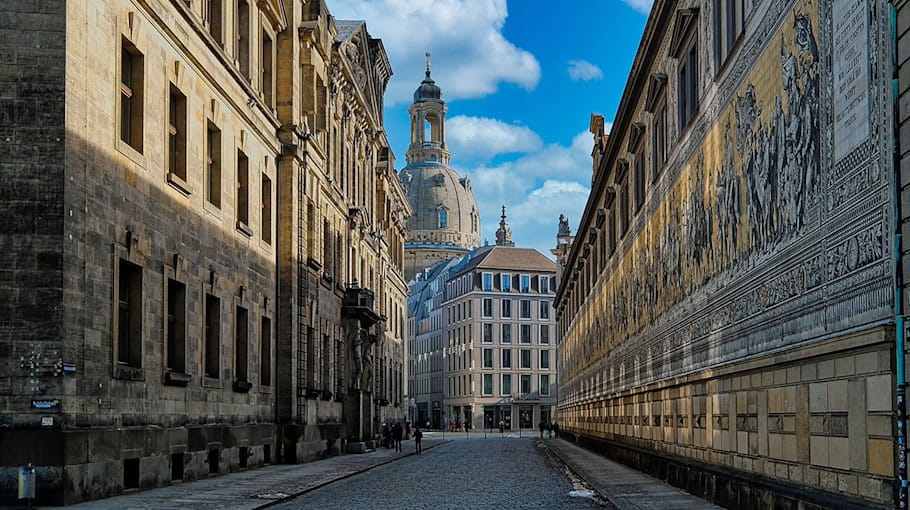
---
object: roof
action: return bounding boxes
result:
[450,245,556,278]
[335,20,364,42]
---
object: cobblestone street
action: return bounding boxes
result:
[272,436,600,510]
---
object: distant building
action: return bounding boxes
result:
[406,259,459,428]
[442,210,558,431]
[399,61,481,281]
[557,0,898,507]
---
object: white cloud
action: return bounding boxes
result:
[567,60,604,81]
[447,116,542,159]
[455,130,596,255]
[330,0,541,105]
[621,0,653,14]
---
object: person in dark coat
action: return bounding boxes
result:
[552,421,560,438]
[414,426,423,454]
[538,420,546,439]
[392,421,403,452]
[381,423,390,448]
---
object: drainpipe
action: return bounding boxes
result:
[890,4,908,507]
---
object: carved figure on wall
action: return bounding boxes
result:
[716,123,741,270]
[558,214,571,236]
[349,328,365,390]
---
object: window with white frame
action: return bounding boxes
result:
[539,275,549,294]
[482,373,493,396]
[482,272,493,291]
[501,299,512,318]
[519,299,531,319]
[482,323,493,343]
[540,324,550,345]
[520,374,531,394]
[520,324,531,344]
[482,348,493,369]
[540,349,550,369]
[540,375,551,396]
[482,298,493,318]
[501,348,512,369]
[714,0,744,69]
[501,273,512,292]
[539,301,550,320]
[520,349,531,369]
[501,323,512,343]
[520,274,530,293]
[501,373,512,395]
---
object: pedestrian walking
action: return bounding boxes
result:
[381,423,390,449]
[498,419,504,436]
[392,421,403,452]
[547,421,553,439]
[538,420,546,439]
[414,426,423,454]
[552,421,560,438]
[450,419,455,432]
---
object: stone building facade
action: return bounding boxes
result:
[1,0,409,505]
[444,214,558,431]
[557,0,898,507]
[406,258,458,429]
[399,66,481,282]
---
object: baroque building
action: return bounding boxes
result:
[557,0,899,507]
[399,63,482,282]
[0,0,409,505]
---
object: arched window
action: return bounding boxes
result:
[438,208,448,229]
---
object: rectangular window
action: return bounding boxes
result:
[206,124,222,207]
[634,150,645,211]
[609,208,617,253]
[540,349,550,369]
[501,299,512,318]
[501,323,512,344]
[652,99,668,181]
[261,173,272,244]
[482,323,493,343]
[501,349,512,369]
[166,279,186,372]
[540,375,551,396]
[482,272,493,291]
[501,374,512,396]
[678,36,699,131]
[520,274,530,293]
[539,301,550,320]
[235,306,248,382]
[539,276,549,294]
[482,373,493,396]
[236,149,249,227]
[620,178,629,237]
[260,316,271,386]
[481,298,493,317]
[520,324,531,344]
[519,299,531,319]
[206,0,223,45]
[204,294,221,378]
[482,348,493,369]
[120,39,144,152]
[520,349,531,369]
[167,85,187,181]
[236,0,250,78]
[714,0,744,69]
[501,273,512,292]
[540,324,550,345]
[117,260,143,368]
[261,30,274,108]
[520,374,531,394]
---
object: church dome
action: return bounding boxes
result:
[413,70,443,103]
[398,162,480,249]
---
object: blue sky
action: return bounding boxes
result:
[331,0,651,257]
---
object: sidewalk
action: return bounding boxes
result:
[58,439,444,510]
[541,438,721,510]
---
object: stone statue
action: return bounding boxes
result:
[558,214,571,236]
[349,328,364,390]
[363,336,374,391]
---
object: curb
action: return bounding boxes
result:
[536,440,616,509]
[253,441,448,509]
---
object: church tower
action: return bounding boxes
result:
[399,55,481,281]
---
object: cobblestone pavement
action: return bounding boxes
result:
[60,438,444,510]
[272,436,602,510]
